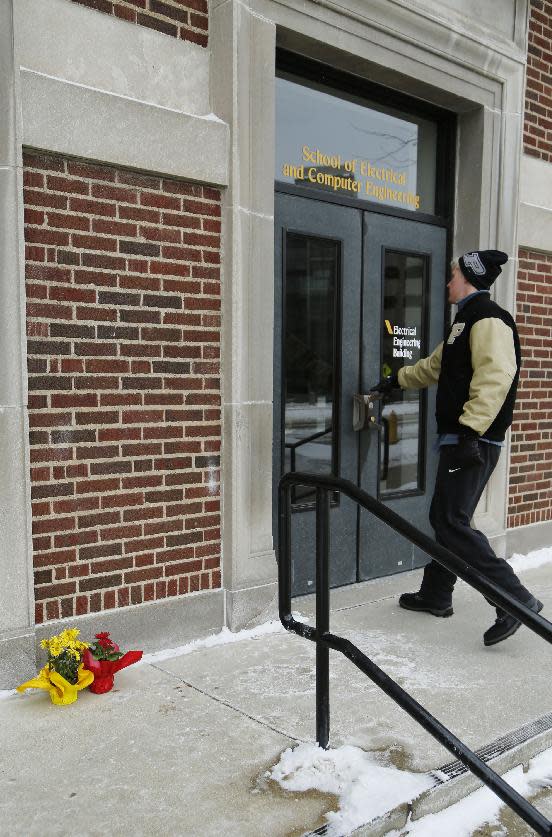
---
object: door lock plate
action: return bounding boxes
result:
[353,393,383,431]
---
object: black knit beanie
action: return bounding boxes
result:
[458,250,508,290]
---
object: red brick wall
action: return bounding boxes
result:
[525,0,552,161]
[512,5,552,527]
[24,151,221,624]
[69,0,208,47]
[508,248,552,528]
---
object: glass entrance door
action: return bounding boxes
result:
[274,193,447,596]
[358,213,446,580]
[274,193,362,596]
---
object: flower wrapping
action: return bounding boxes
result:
[82,649,142,694]
[17,664,94,706]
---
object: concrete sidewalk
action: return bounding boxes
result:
[1,562,551,837]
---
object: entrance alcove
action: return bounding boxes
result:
[209,0,524,624]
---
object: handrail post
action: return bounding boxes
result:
[316,486,330,749]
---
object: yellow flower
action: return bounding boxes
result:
[39,628,90,675]
[48,638,62,658]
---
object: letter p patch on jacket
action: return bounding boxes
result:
[447,322,466,344]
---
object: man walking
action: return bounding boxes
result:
[373,250,543,646]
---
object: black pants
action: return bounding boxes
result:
[420,443,533,611]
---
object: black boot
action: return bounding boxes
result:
[399,592,453,618]
[483,597,543,647]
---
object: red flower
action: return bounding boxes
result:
[94,632,119,652]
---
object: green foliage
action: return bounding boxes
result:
[48,650,80,685]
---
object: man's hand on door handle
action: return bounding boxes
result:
[370,373,400,395]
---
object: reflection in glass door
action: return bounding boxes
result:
[283,234,340,505]
[380,252,428,496]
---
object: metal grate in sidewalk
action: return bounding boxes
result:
[434,712,552,783]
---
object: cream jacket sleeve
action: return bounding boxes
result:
[459,318,517,436]
[397,342,443,390]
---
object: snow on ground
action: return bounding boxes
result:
[268,742,435,836]
[140,619,287,665]
[509,546,552,574]
[0,690,15,700]
[140,611,309,665]
[268,744,552,837]
[391,746,552,837]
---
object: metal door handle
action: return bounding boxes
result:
[353,393,383,431]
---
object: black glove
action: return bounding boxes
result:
[370,373,400,395]
[451,427,483,468]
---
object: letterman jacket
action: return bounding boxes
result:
[397,293,521,442]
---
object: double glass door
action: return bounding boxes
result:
[273,192,447,596]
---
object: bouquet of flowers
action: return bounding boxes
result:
[82,632,142,694]
[17,628,93,706]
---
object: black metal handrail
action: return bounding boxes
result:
[278,471,552,836]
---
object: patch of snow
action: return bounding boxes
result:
[141,616,306,665]
[393,746,552,837]
[509,546,552,574]
[0,690,16,700]
[268,742,434,836]
[270,744,552,837]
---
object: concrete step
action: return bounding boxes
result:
[344,714,552,836]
